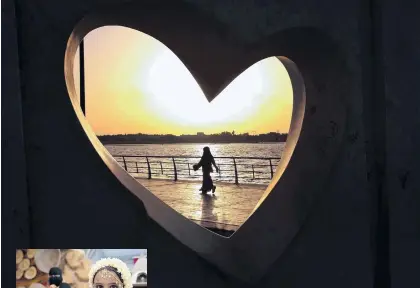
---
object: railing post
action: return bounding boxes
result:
[187,163,191,175]
[136,161,139,173]
[233,157,238,184]
[160,161,163,174]
[146,157,151,179]
[172,157,178,181]
[252,165,255,179]
[122,156,127,171]
[269,159,274,179]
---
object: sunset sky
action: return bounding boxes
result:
[72,26,293,136]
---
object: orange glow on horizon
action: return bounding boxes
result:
[73,26,293,136]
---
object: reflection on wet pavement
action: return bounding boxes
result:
[136,178,266,231]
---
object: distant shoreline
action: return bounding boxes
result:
[104,142,285,145]
[98,132,288,145]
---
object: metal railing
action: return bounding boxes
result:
[113,155,281,184]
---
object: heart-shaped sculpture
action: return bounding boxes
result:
[71,26,293,233]
[64,2,347,283]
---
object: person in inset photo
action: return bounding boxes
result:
[89,258,132,288]
[48,267,64,288]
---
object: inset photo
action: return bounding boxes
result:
[16,249,147,288]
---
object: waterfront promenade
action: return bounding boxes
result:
[136,178,266,231]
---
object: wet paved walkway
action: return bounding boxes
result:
[136,178,267,230]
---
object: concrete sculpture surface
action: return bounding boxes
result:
[4,0,420,287]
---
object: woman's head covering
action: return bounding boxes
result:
[89,258,132,288]
[203,146,212,158]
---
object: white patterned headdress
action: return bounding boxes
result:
[89,258,132,288]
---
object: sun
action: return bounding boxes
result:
[145,49,209,125]
[144,48,268,127]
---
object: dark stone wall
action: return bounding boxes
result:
[2,0,31,280]
[381,1,420,287]
[3,0,419,287]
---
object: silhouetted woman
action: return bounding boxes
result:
[193,147,219,193]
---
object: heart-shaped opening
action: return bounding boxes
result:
[70,26,294,235]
